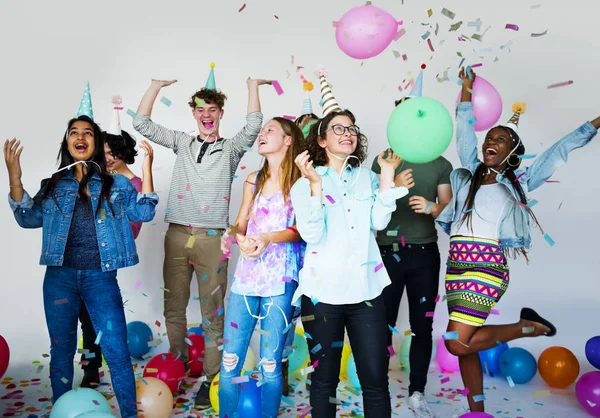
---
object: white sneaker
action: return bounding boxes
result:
[408,391,436,418]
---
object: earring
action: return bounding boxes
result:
[507,154,520,167]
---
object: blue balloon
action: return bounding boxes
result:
[126,321,153,359]
[498,347,537,384]
[479,343,509,376]
[237,377,261,417]
[188,325,204,336]
[50,388,111,418]
[75,413,116,418]
[586,336,600,370]
[347,353,361,390]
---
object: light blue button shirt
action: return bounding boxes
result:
[290,164,408,305]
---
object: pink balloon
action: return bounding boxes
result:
[0,335,9,379]
[456,76,503,132]
[576,371,600,417]
[335,5,399,59]
[459,413,494,418]
[435,338,460,372]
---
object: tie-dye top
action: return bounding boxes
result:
[230,187,304,297]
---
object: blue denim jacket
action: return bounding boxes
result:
[8,171,159,271]
[436,102,597,249]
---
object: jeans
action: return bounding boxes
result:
[301,295,391,418]
[79,302,102,370]
[43,267,136,418]
[219,282,296,418]
[380,243,441,395]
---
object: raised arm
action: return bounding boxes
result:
[456,67,480,167]
[133,80,187,151]
[370,154,411,231]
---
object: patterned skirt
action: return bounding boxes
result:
[445,236,510,327]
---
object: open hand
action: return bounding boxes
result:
[4,138,23,181]
[458,66,476,89]
[139,140,154,172]
[151,79,178,89]
[377,149,403,172]
[247,78,273,88]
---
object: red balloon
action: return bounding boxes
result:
[143,353,186,395]
[187,334,205,377]
[0,335,9,379]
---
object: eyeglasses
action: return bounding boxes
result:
[325,124,360,136]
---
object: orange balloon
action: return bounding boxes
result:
[136,377,174,418]
[538,346,580,389]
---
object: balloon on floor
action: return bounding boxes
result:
[126,321,153,359]
[209,373,221,413]
[187,334,205,377]
[339,343,352,379]
[459,412,494,418]
[586,336,600,370]
[435,338,459,373]
[387,97,454,164]
[143,353,186,395]
[0,335,9,380]
[243,346,257,372]
[335,4,399,59]
[188,325,203,336]
[288,330,309,373]
[576,371,600,417]
[396,335,436,372]
[538,346,580,389]
[456,75,503,132]
[136,377,174,418]
[498,347,537,384]
[237,377,262,418]
[347,353,361,390]
[479,342,509,376]
[50,388,111,418]
[73,412,115,418]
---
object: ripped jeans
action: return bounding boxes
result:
[219,281,296,418]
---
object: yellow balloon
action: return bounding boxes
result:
[136,377,173,418]
[209,373,220,413]
[340,344,352,379]
[243,346,256,371]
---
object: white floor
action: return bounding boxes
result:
[1,358,593,417]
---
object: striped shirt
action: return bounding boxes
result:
[133,112,263,228]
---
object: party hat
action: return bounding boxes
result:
[107,95,123,135]
[314,65,342,117]
[506,102,526,132]
[408,65,425,98]
[301,77,314,116]
[76,81,94,119]
[205,62,216,90]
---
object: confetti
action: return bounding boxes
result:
[332,20,342,27]
[402,53,408,61]
[184,337,193,346]
[311,343,322,354]
[272,80,284,96]
[522,326,535,334]
[535,389,550,397]
[427,9,433,17]
[394,28,407,41]
[54,298,68,305]
[490,309,500,315]
[543,233,556,247]
[449,21,463,32]
[386,230,399,237]
[301,314,315,322]
[388,325,400,334]
[365,301,373,307]
[211,285,221,296]
[518,154,536,159]
[531,30,548,37]
[94,330,103,345]
[134,280,143,289]
[374,262,384,272]
[441,376,450,384]
[392,254,401,262]
[201,273,208,281]
[505,24,519,31]
[527,199,539,208]
[401,236,406,247]
[274,15,279,19]
[473,394,486,402]
[547,80,573,89]
[427,38,434,52]
[421,31,431,40]
[420,297,426,304]
[185,235,196,249]
[238,3,246,12]
[441,8,456,19]
[126,109,137,118]
[331,341,344,348]
[155,320,161,327]
[435,294,441,302]
[388,345,395,356]
[506,375,515,387]
[404,329,412,336]
[160,96,171,107]
[444,331,459,340]
[325,195,336,204]
[232,376,249,384]
[194,98,206,107]
[283,115,296,121]
[61,377,69,384]
[425,311,435,317]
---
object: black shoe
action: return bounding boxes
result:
[80,369,100,388]
[282,360,289,396]
[194,381,211,410]
[520,307,557,336]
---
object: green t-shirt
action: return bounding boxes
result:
[371,155,453,245]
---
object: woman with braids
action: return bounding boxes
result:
[435,67,600,413]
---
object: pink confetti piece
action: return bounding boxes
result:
[490,309,500,315]
[547,80,573,89]
[283,115,296,120]
[427,38,434,52]
[394,28,407,41]
[282,276,292,282]
[505,24,519,31]
[272,80,284,95]
[232,375,249,384]
[54,298,68,305]
[441,376,450,384]
[458,388,470,396]
[185,184,191,191]
[401,236,406,247]
[332,20,342,27]
[155,320,161,327]
[516,172,526,181]
[313,359,319,368]
[177,194,185,199]
[374,263,384,273]
[260,207,269,215]
[425,311,435,317]
[471,63,483,68]
[435,294,441,303]
[299,405,313,418]
[134,280,143,290]
[387,345,396,356]
[219,251,231,262]
[545,180,560,183]
[211,285,221,296]
[325,195,336,204]
[402,54,408,61]
[286,226,298,234]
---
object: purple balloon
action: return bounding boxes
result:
[576,371,600,417]
[456,76,502,132]
[459,413,494,418]
[586,336,600,369]
[335,5,399,60]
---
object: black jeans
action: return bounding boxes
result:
[79,301,103,370]
[380,242,441,395]
[301,295,391,418]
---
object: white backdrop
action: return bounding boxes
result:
[0,0,599,376]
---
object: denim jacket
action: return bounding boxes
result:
[436,102,597,249]
[8,171,159,271]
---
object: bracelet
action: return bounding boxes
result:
[425,201,434,214]
[9,184,23,188]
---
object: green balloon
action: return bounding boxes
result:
[397,334,436,372]
[386,97,453,163]
[302,119,318,139]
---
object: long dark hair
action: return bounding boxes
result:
[104,130,138,164]
[305,109,367,167]
[40,116,114,215]
[459,126,543,259]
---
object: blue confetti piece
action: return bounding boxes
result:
[361,261,378,266]
[527,199,538,208]
[458,57,465,68]
[193,296,200,301]
[94,330,103,345]
[304,332,312,340]
[85,353,96,359]
[420,297,426,304]
[126,109,137,118]
[444,331,459,340]
[243,145,253,152]
[421,31,431,40]
[392,254,401,262]
[110,192,119,203]
[466,65,473,79]
[310,343,322,354]
[165,208,172,215]
[544,233,555,247]
[473,394,486,402]
[518,154,537,159]
[331,341,344,348]
[217,307,223,316]
[161,354,167,361]
[207,230,217,236]
[282,322,292,334]
[106,320,112,331]
[281,396,295,406]
[388,325,400,334]
[311,296,319,305]
[464,208,474,213]
[232,175,238,179]
[202,273,208,281]
[160,96,172,107]
[217,266,224,274]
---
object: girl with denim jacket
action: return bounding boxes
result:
[218,117,305,418]
[4,115,158,418]
[435,68,600,414]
